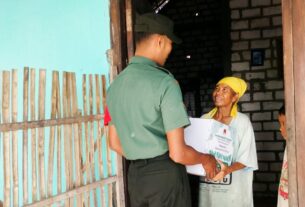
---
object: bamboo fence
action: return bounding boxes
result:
[0,68,125,207]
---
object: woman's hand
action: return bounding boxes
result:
[212,160,228,181]
[212,161,246,181]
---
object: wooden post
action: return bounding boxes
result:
[12,69,19,206]
[125,0,134,61]
[110,0,125,74]
[3,71,11,207]
[23,67,29,204]
[282,0,305,206]
[30,68,38,202]
[38,69,46,199]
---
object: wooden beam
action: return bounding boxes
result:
[110,0,125,74]
[125,0,135,60]
[292,0,305,206]
[23,176,118,207]
[282,0,305,206]
[0,114,104,132]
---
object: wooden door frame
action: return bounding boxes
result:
[109,1,134,207]
[282,0,305,206]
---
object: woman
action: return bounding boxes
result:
[198,77,258,207]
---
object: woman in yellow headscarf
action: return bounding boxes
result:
[199,77,258,207]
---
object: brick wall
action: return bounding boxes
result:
[161,0,230,116]
[229,0,284,198]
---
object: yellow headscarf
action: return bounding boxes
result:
[207,77,247,118]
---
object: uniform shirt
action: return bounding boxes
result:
[106,56,190,160]
[199,112,258,207]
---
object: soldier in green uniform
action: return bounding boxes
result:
[106,12,218,207]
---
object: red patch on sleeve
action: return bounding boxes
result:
[104,106,112,126]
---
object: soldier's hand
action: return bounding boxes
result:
[201,154,218,179]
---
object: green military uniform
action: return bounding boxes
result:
[107,56,191,207]
[107,56,190,159]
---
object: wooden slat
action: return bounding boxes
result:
[12,69,19,206]
[47,71,58,197]
[23,67,29,203]
[82,75,91,207]
[3,71,11,207]
[103,76,113,207]
[71,73,83,206]
[38,69,46,199]
[115,155,125,207]
[30,68,38,202]
[95,75,106,207]
[89,74,98,206]
[62,72,71,207]
[55,71,62,195]
[24,176,118,207]
[101,75,107,109]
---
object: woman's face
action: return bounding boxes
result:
[278,114,287,140]
[212,83,238,108]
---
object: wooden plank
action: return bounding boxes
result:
[115,155,125,207]
[67,72,74,207]
[292,0,305,205]
[125,0,134,61]
[62,72,71,207]
[110,0,124,74]
[82,75,91,207]
[30,68,38,202]
[24,176,118,207]
[89,74,98,206]
[12,69,19,206]
[106,127,113,207]
[71,73,83,206]
[95,75,106,207]
[23,67,29,203]
[38,69,46,199]
[102,75,114,207]
[0,114,104,132]
[282,0,298,206]
[2,71,11,207]
[47,71,58,197]
[101,75,107,109]
[55,71,62,195]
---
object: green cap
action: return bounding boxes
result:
[134,13,182,44]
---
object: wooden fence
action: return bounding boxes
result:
[0,68,125,207]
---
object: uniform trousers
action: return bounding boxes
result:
[128,152,191,207]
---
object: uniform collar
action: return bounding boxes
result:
[130,56,158,67]
[129,56,172,75]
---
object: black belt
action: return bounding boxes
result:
[129,152,169,165]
